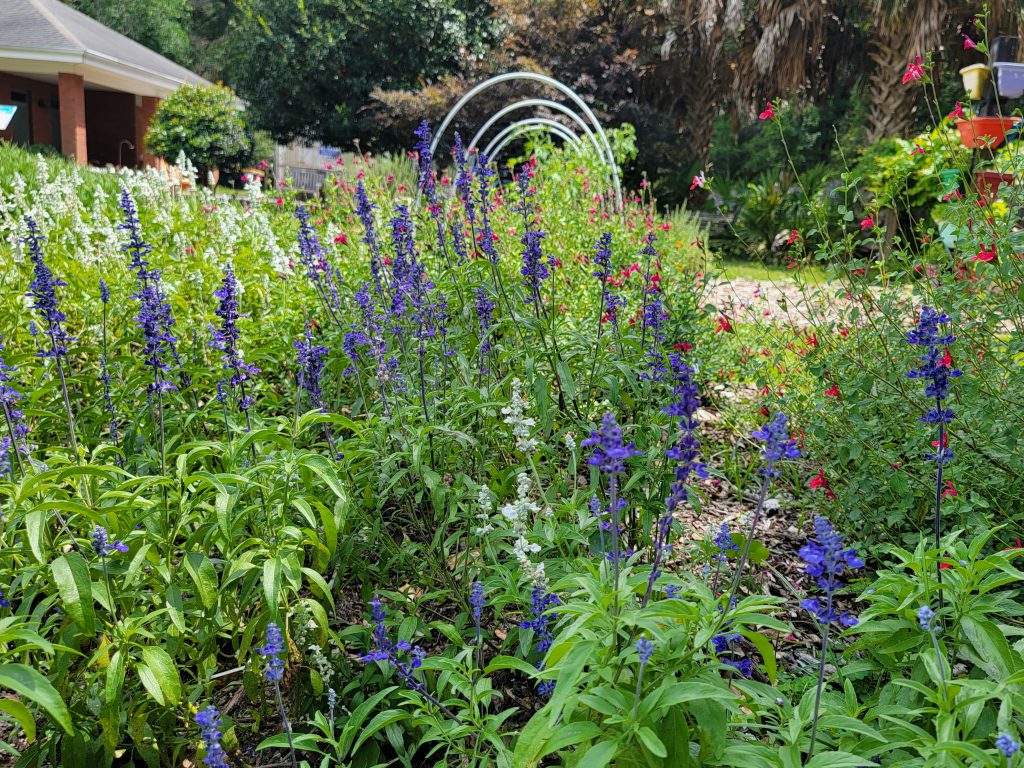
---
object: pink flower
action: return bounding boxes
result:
[963,34,977,51]
[860,215,874,231]
[274,197,284,206]
[824,384,840,398]
[759,101,775,120]
[909,143,925,157]
[690,171,707,191]
[948,101,965,120]
[902,55,924,84]
[333,233,348,245]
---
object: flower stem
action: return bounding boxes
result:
[805,592,833,764]
[273,679,298,768]
[726,470,772,608]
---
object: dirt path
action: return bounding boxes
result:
[705,276,853,329]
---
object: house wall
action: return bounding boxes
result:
[0,72,59,149]
[0,71,165,168]
[85,89,136,166]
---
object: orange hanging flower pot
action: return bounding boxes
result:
[974,169,1014,205]
[956,116,1020,149]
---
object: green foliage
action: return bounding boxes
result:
[70,0,193,66]
[223,0,499,146]
[145,83,251,173]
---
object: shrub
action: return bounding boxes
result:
[145,83,250,178]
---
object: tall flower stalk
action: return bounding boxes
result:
[0,340,31,478]
[800,516,862,761]
[726,412,800,608]
[24,217,79,461]
[98,280,121,459]
[361,596,459,718]
[906,306,961,600]
[295,206,343,328]
[917,605,946,701]
[642,355,706,607]
[260,622,298,768]
[211,264,259,432]
[583,412,642,645]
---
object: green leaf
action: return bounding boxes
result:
[805,751,883,768]
[637,726,667,758]
[141,647,181,706]
[740,630,777,684]
[51,552,95,636]
[547,639,596,725]
[961,615,1020,681]
[0,697,36,742]
[577,740,618,768]
[263,557,281,617]
[184,552,218,611]
[298,453,348,500]
[0,663,73,734]
[657,681,736,708]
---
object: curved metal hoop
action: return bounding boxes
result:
[483,118,582,162]
[430,72,622,211]
[469,98,601,160]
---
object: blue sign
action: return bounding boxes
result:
[0,105,17,131]
[318,146,341,158]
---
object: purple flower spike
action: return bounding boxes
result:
[582,413,643,476]
[799,516,862,626]
[752,412,801,477]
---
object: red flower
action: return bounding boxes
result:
[809,469,838,500]
[963,34,977,50]
[909,143,925,157]
[673,341,694,352]
[824,384,840,398]
[715,316,733,334]
[275,197,284,206]
[941,481,957,499]
[937,348,953,368]
[902,55,924,84]
[948,101,965,120]
[971,244,996,263]
[690,171,707,190]
[860,215,874,231]
[333,233,348,245]
[759,101,775,120]
[785,229,800,245]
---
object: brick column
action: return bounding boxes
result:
[57,73,87,164]
[134,95,159,167]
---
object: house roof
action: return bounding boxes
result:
[0,0,209,97]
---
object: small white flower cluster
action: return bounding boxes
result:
[500,473,546,587]
[564,433,577,452]
[475,484,494,535]
[289,602,341,685]
[502,378,538,454]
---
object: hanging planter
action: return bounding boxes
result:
[993,63,1024,99]
[974,170,1015,205]
[955,116,1020,148]
[938,169,961,195]
[960,64,991,99]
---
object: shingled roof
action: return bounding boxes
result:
[0,0,208,97]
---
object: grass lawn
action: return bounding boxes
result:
[719,257,830,284]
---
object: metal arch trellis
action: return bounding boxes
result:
[468,98,601,161]
[483,118,583,163]
[429,71,623,212]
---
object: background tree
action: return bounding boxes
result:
[220,0,500,148]
[70,0,194,67]
[145,83,250,179]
